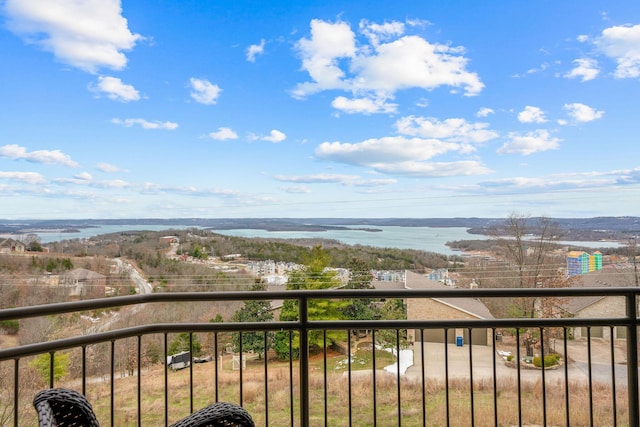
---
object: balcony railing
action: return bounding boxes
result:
[0,287,638,426]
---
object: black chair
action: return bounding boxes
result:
[33,388,254,427]
[33,388,99,427]
[169,401,255,427]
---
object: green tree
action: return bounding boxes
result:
[27,240,43,252]
[342,258,377,329]
[207,313,230,356]
[24,233,43,252]
[345,257,374,290]
[375,299,409,349]
[45,257,74,273]
[190,243,208,260]
[231,281,274,359]
[275,246,348,360]
[32,352,70,383]
[168,332,202,356]
[0,319,19,334]
[210,313,224,323]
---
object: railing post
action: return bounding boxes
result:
[14,358,19,427]
[299,295,309,427]
[626,292,639,427]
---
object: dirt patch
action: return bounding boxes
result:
[0,333,19,349]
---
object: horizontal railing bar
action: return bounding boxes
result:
[309,317,634,329]
[0,322,296,360]
[1,287,637,321]
[0,316,631,362]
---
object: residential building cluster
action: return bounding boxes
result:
[427,268,456,287]
[566,251,603,276]
[373,270,405,282]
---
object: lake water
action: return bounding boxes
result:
[15,223,622,256]
[210,226,476,255]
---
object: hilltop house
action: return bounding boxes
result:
[0,238,25,254]
[560,266,637,340]
[59,268,107,298]
[373,270,494,346]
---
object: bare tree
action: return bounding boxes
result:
[628,236,639,287]
[495,214,561,286]
[537,271,576,354]
[19,316,57,345]
[489,213,564,356]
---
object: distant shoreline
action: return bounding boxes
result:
[1,217,638,242]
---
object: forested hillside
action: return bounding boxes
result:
[79,227,459,271]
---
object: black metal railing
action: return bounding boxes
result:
[0,287,638,426]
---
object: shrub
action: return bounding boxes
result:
[0,319,19,334]
[533,353,560,368]
[168,332,202,356]
[32,352,70,383]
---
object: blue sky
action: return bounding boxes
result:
[1,1,639,220]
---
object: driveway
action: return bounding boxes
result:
[406,338,633,387]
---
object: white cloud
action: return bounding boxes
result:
[281,185,312,194]
[368,160,492,177]
[316,136,460,165]
[75,172,93,181]
[92,179,129,189]
[54,176,130,188]
[274,173,396,187]
[517,106,547,123]
[331,96,397,114]
[359,19,405,46]
[563,103,604,123]
[246,39,265,62]
[293,19,356,96]
[262,129,286,143]
[595,24,640,78]
[92,76,140,102]
[498,130,561,155]
[0,171,45,184]
[351,35,483,95]
[476,107,494,118]
[513,62,550,78]
[564,58,600,81]
[478,167,640,194]
[189,78,221,104]
[313,126,496,177]
[209,127,238,140]
[5,0,141,73]
[96,162,122,173]
[405,18,432,28]
[415,98,429,108]
[395,116,498,144]
[0,144,78,167]
[112,118,178,130]
[293,19,483,106]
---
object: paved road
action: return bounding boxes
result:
[113,258,153,294]
[85,259,153,334]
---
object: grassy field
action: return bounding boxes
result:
[3,341,628,426]
[42,353,625,427]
